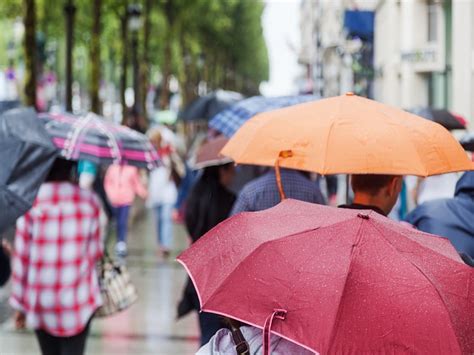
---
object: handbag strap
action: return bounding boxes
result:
[230,326,249,355]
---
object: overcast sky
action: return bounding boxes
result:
[260,0,301,97]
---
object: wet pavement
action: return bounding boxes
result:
[0,210,201,355]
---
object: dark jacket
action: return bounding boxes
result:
[405,172,474,259]
[0,246,11,287]
[178,167,236,317]
[184,168,236,243]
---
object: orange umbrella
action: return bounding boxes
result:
[221,93,473,177]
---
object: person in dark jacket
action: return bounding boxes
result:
[405,172,474,262]
[178,163,236,346]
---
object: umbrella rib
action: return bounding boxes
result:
[201,225,326,308]
[326,217,365,352]
[321,120,337,175]
[66,113,94,160]
[368,219,464,352]
[375,109,428,176]
[93,114,122,163]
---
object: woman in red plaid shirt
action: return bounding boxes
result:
[10,158,103,355]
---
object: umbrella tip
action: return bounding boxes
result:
[357,213,370,220]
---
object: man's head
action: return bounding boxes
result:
[351,174,403,215]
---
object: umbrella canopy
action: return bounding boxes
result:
[178,199,474,354]
[209,95,318,137]
[193,136,232,170]
[0,108,58,233]
[39,112,160,169]
[179,90,244,121]
[410,107,467,130]
[460,132,474,152]
[222,93,473,176]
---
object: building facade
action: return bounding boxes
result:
[298,0,378,98]
[374,0,474,127]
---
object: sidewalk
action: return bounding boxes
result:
[0,210,200,355]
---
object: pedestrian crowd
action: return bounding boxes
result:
[0,94,473,355]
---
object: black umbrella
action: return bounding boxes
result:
[460,132,474,152]
[0,108,58,233]
[179,90,243,121]
[409,107,467,130]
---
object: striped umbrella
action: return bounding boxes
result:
[39,112,160,169]
[208,95,318,137]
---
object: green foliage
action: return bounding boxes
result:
[0,0,269,108]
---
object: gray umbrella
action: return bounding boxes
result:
[0,108,58,233]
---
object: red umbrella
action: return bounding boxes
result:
[177,200,474,354]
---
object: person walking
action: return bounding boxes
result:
[178,163,236,346]
[9,158,103,355]
[405,172,474,262]
[147,129,183,257]
[231,168,325,215]
[197,323,314,355]
[339,174,403,216]
[104,164,148,257]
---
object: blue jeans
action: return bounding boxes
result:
[153,204,173,250]
[114,205,130,243]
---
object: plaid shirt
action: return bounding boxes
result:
[231,169,325,215]
[10,182,103,337]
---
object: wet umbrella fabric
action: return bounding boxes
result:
[39,112,160,169]
[410,107,467,130]
[177,199,473,354]
[208,95,318,137]
[0,108,58,233]
[460,132,474,152]
[222,93,473,176]
[179,90,244,121]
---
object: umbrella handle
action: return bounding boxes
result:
[275,150,293,201]
[263,308,287,355]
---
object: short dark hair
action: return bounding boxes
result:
[45,158,77,182]
[351,174,398,194]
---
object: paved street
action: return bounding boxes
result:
[0,209,200,355]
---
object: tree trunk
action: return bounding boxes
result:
[64,0,76,112]
[159,30,172,110]
[159,0,175,110]
[140,0,152,120]
[23,0,37,109]
[177,32,189,106]
[90,0,102,114]
[120,6,128,124]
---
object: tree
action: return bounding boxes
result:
[139,0,152,119]
[90,0,102,114]
[64,0,76,112]
[23,0,37,109]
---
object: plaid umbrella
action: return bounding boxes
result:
[179,90,244,121]
[209,95,318,137]
[39,112,160,169]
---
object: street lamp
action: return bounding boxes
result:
[128,4,142,117]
